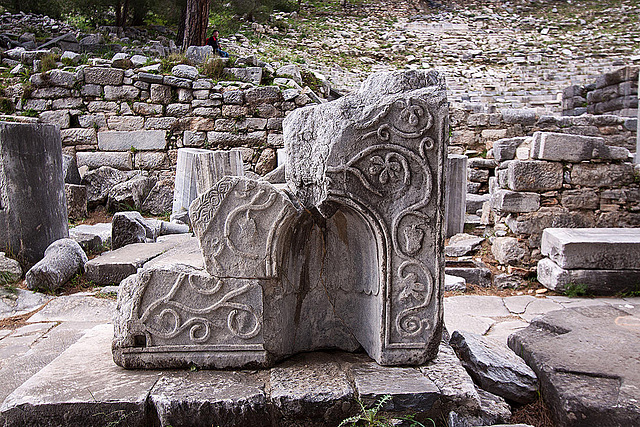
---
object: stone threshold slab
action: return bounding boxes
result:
[1,325,483,427]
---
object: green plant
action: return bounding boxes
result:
[21,109,39,117]
[200,58,226,80]
[39,53,59,73]
[0,97,15,114]
[339,395,433,427]
[563,282,590,297]
[160,53,191,74]
[1,283,18,293]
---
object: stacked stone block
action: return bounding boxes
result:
[562,66,639,117]
[538,228,640,295]
[488,131,639,264]
[16,64,315,177]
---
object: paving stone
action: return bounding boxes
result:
[150,371,268,427]
[503,295,538,315]
[0,321,96,405]
[0,324,160,427]
[26,294,115,323]
[541,227,640,270]
[484,319,529,346]
[445,296,510,318]
[509,304,640,427]
[450,330,538,404]
[0,289,52,320]
[84,238,190,285]
[270,352,354,423]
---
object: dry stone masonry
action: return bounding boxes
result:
[563,66,638,117]
[486,130,640,266]
[112,69,449,369]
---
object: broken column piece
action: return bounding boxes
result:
[0,122,69,267]
[171,148,244,221]
[445,154,467,238]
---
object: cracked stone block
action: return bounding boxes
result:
[509,305,640,427]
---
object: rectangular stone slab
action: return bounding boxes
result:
[537,257,640,295]
[85,238,189,285]
[541,228,640,270]
[97,130,166,151]
[0,324,161,427]
[350,361,440,411]
[270,353,354,422]
[150,371,269,427]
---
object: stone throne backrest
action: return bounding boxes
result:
[284,69,448,365]
[112,69,448,369]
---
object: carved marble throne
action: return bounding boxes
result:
[112,70,448,369]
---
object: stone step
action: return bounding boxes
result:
[537,257,640,295]
[541,228,640,270]
[84,234,193,285]
[0,324,484,427]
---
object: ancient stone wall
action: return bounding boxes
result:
[487,131,640,266]
[14,65,316,178]
[562,66,639,117]
[451,106,637,198]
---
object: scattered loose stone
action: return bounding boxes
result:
[446,233,484,257]
[450,330,538,404]
[0,252,22,284]
[25,239,88,293]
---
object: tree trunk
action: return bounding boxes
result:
[181,0,210,48]
[115,0,123,27]
[122,0,130,26]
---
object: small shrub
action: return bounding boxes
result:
[39,54,59,73]
[301,70,323,93]
[563,282,590,297]
[200,58,226,80]
[160,53,192,74]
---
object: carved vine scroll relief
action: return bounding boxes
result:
[324,89,448,363]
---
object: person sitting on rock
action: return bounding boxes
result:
[206,30,229,58]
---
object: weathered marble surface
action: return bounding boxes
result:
[114,70,448,368]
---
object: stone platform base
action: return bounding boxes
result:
[0,325,491,427]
